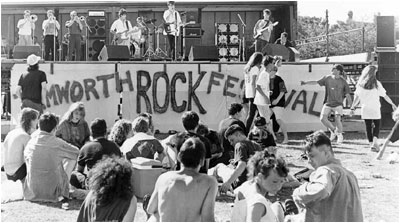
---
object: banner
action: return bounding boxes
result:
[10,62,341,132]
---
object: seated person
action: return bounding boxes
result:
[23,112,79,204]
[120,116,164,161]
[210,124,261,193]
[3,108,39,182]
[70,118,121,190]
[146,138,218,222]
[108,119,133,146]
[77,157,137,222]
[231,149,297,222]
[274,32,293,48]
[248,116,276,153]
[196,123,223,168]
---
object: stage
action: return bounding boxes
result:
[1,59,368,133]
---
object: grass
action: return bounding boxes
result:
[1,131,399,222]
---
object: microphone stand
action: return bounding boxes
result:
[237,14,246,62]
[81,17,92,61]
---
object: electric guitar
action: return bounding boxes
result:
[253,21,279,39]
[113,29,139,44]
[163,21,195,36]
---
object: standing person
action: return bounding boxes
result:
[350,65,397,151]
[231,150,291,222]
[269,65,289,143]
[301,64,352,144]
[274,32,293,48]
[146,138,218,222]
[42,10,60,61]
[243,52,263,133]
[254,55,276,140]
[65,10,83,61]
[3,108,39,182]
[253,9,275,52]
[110,8,136,47]
[163,1,182,60]
[24,112,79,208]
[217,103,247,165]
[70,118,121,190]
[77,157,137,222]
[17,10,35,46]
[376,108,399,160]
[14,54,47,114]
[56,102,90,149]
[292,130,363,222]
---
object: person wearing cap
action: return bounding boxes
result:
[210,124,261,194]
[14,54,47,114]
[42,10,60,61]
[17,10,35,46]
[110,8,135,47]
[300,64,352,144]
[65,10,83,61]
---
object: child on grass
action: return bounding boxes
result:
[248,116,276,154]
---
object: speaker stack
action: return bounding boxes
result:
[215,23,240,62]
[87,11,106,61]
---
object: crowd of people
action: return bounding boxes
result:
[2,48,398,222]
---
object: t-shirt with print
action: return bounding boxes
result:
[233,140,261,186]
[18,70,47,104]
[317,75,350,107]
[269,75,287,108]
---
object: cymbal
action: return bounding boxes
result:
[145,19,157,24]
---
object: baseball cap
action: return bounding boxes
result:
[26,54,40,66]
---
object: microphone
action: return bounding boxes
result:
[284,199,299,215]
[237,14,246,27]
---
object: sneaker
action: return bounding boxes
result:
[60,197,70,210]
[329,130,337,141]
[337,133,343,144]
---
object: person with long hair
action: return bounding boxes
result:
[243,52,263,132]
[14,54,47,114]
[3,108,39,182]
[56,102,90,149]
[350,65,397,151]
[231,149,291,222]
[77,157,137,222]
[109,119,133,146]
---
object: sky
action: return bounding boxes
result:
[1,0,399,24]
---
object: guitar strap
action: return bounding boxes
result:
[125,21,129,31]
[260,20,270,30]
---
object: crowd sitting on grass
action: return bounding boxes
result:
[6,53,399,222]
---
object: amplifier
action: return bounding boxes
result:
[184,27,202,37]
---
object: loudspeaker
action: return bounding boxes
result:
[13,45,41,59]
[262,44,290,61]
[87,39,105,61]
[189,45,218,61]
[377,16,395,48]
[87,17,106,38]
[98,45,130,61]
[183,38,201,59]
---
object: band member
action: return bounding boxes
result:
[110,9,135,47]
[17,10,35,46]
[42,10,60,61]
[253,9,275,52]
[65,11,83,61]
[163,1,182,60]
[274,32,293,48]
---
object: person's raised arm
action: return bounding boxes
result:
[300,80,318,86]
[200,177,218,222]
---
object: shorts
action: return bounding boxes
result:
[6,163,27,182]
[320,104,343,118]
[271,106,285,120]
[389,121,399,143]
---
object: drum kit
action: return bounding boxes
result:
[129,17,168,59]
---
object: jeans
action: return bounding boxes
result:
[364,119,380,142]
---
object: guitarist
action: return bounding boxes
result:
[163,1,182,60]
[110,9,134,47]
[253,9,275,52]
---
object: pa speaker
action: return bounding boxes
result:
[189,45,218,61]
[98,45,130,61]
[183,38,201,59]
[87,17,106,38]
[13,45,41,59]
[377,16,395,48]
[88,39,105,61]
